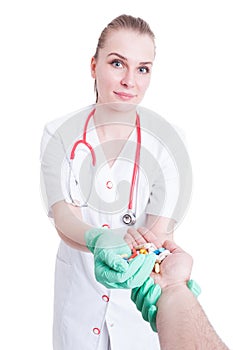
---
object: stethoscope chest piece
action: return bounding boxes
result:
[122,212,136,225]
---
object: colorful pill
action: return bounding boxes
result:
[148,244,157,253]
[135,243,147,250]
[122,243,171,271]
[128,248,138,260]
[139,248,148,254]
[154,262,160,273]
[142,243,153,249]
[120,254,129,259]
[157,255,166,263]
[157,250,170,262]
[154,249,161,255]
[159,247,165,253]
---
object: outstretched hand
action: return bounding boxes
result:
[151,240,193,289]
[85,229,157,289]
[131,239,196,332]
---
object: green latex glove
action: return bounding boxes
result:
[85,228,157,289]
[131,277,161,321]
[85,228,107,254]
[131,277,161,332]
[131,277,201,332]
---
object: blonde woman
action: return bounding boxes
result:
[41,14,190,350]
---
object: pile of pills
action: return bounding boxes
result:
[123,243,171,273]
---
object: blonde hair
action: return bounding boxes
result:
[94,14,155,59]
[93,14,156,101]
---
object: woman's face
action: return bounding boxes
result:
[91,29,155,106]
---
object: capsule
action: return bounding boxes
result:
[139,248,148,254]
[157,250,171,263]
[154,262,160,273]
[159,247,165,253]
[128,248,138,261]
[154,249,161,255]
[135,243,148,250]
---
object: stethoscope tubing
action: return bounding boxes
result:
[68,109,141,223]
[128,115,141,210]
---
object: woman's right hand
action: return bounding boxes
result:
[85,228,157,289]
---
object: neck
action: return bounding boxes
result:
[93,103,137,141]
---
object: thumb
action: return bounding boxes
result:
[98,249,129,272]
[163,240,184,254]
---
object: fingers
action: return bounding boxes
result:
[141,284,161,321]
[162,239,183,253]
[148,305,158,332]
[137,228,163,248]
[124,232,134,249]
[98,249,130,272]
[95,252,156,289]
[131,277,154,309]
[95,254,146,286]
[123,253,156,288]
[125,227,163,249]
[132,280,161,315]
[131,277,161,330]
[125,228,148,248]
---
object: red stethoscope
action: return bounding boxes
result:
[69,109,141,225]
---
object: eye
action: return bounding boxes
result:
[138,66,150,74]
[111,59,124,68]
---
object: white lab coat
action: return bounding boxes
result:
[40,105,185,350]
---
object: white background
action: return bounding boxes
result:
[1,0,232,348]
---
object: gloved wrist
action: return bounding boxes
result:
[187,279,201,297]
[131,278,201,332]
[84,227,107,253]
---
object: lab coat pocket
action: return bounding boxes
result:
[53,255,74,329]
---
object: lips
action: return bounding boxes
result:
[114,91,136,100]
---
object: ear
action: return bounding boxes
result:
[90,57,97,79]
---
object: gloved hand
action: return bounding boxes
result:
[131,277,161,332]
[85,228,157,289]
[131,277,201,332]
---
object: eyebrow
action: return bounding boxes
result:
[107,52,153,65]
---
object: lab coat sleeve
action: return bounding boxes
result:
[40,122,68,218]
[138,106,192,224]
[145,149,180,222]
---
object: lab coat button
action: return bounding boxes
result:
[106,180,113,189]
[102,295,109,302]
[93,327,101,335]
[102,224,110,229]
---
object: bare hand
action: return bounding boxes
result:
[124,227,161,249]
[152,240,193,289]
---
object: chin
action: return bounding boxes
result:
[97,101,139,113]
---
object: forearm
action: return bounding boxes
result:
[156,284,229,350]
[52,200,92,252]
[145,215,174,243]
[56,228,89,251]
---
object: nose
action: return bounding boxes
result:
[120,69,135,88]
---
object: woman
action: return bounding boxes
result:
[40,14,190,350]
